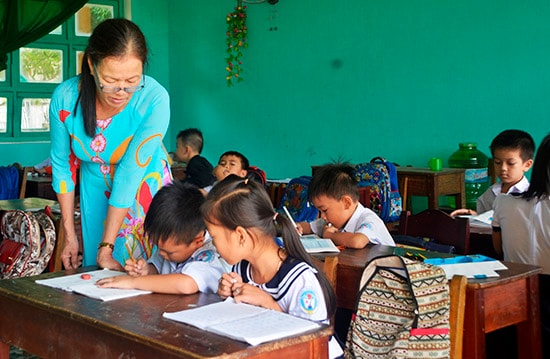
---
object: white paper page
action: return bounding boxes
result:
[163,298,321,346]
[300,235,340,253]
[35,269,126,291]
[69,283,151,302]
[437,261,508,280]
[206,308,321,346]
[163,298,266,329]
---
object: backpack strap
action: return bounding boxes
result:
[20,211,56,277]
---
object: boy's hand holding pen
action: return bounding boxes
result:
[283,206,303,235]
[124,257,148,276]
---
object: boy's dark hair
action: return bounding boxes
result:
[308,163,359,202]
[144,181,206,245]
[218,150,250,170]
[524,133,550,200]
[177,128,204,153]
[490,129,535,162]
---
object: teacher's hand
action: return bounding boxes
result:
[61,239,82,269]
[97,247,124,271]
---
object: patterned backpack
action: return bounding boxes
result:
[0,210,56,279]
[277,176,319,222]
[345,255,450,359]
[354,157,402,222]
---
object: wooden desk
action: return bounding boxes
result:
[333,245,542,359]
[397,167,465,211]
[0,269,331,359]
[0,197,57,211]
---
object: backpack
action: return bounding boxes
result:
[0,210,56,279]
[247,165,267,186]
[0,165,20,200]
[354,157,402,222]
[277,176,319,222]
[345,255,450,359]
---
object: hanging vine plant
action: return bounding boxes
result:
[225,2,248,86]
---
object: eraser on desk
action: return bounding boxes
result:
[473,274,487,279]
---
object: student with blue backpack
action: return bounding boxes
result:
[296,163,395,249]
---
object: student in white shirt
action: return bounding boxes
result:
[297,163,395,248]
[451,129,534,217]
[96,181,224,294]
[202,175,343,358]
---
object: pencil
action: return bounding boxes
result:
[282,206,299,233]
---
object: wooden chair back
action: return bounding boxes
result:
[18,166,34,198]
[312,255,338,291]
[397,209,471,254]
[449,275,467,359]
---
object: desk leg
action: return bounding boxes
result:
[463,288,486,359]
[517,275,542,359]
[0,342,9,359]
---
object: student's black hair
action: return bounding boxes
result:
[308,163,359,202]
[490,129,535,162]
[523,134,550,200]
[144,181,206,245]
[201,175,336,317]
[76,18,149,138]
[218,150,250,170]
[177,128,204,153]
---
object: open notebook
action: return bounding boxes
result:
[35,269,152,301]
[163,297,321,346]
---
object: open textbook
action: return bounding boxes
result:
[35,269,152,301]
[163,298,322,346]
[300,234,340,253]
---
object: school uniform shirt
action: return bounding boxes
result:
[492,195,550,274]
[476,176,529,213]
[148,235,224,293]
[233,256,343,358]
[309,202,395,246]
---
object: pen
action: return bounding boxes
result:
[282,206,300,234]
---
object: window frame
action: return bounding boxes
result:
[0,0,123,142]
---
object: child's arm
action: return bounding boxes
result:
[96,273,200,294]
[450,208,477,218]
[322,224,369,248]
[231,282,282,311]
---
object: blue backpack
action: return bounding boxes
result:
[354,157,402,222]
[277,176,319,222]
[0,166,20,200]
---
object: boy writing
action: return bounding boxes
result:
[297,163,395,249]
[175,128,216,191]
[96,181,225,294]
[451,129,534,217]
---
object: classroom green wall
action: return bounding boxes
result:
[150,0,549,179]
[3,0,549,182]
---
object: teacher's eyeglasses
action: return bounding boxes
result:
[93,65,145,94]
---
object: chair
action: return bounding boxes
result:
[397,209,471,254]
[18,166,34,198]
[312,255,338,291]
[449,275,467,359]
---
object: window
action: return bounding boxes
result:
[0,1,123,141]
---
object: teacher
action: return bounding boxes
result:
[50,18,171,270]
